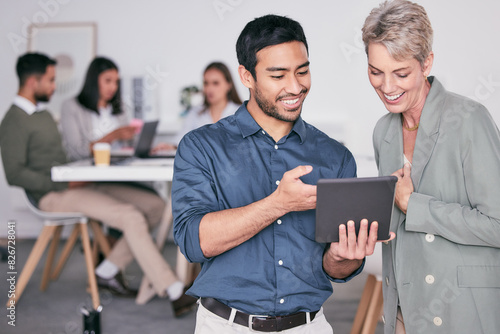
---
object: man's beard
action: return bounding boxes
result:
[254,84,306,123]
[35,92,51,103]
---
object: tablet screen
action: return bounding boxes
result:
[315,176,397,243]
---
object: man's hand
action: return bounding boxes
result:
[323,219,395,279]
[200,165,317,257]
[273,165,317,214]
[392,163,413,214]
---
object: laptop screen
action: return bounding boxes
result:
[134,120,159,158]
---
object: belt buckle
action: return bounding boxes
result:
[248,314,273,332]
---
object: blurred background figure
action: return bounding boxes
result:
[173,61,242,145]
[59,56,136,251]
[60,56,137,162]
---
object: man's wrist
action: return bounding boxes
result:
[267,191,288,218]
[325,257,363,280]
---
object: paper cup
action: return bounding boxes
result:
[93,142,111,167]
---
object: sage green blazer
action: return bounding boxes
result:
[373,77,500,334]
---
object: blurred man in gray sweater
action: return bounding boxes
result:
[0,52,196,317]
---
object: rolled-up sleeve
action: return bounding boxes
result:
[172,131,218,263]
[327,258,365,283]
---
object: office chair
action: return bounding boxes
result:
[5,191,106,310]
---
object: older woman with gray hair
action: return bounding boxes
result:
[362,1,500,333]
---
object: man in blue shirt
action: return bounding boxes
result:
[173,14,383,333]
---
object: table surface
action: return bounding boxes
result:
[51,158,174,182]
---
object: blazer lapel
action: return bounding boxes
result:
[380,114,406,231]
[411,77,444,191]
[381,114,404,174]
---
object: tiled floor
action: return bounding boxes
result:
[0,239,383,334]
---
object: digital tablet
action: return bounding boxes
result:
[315,176,397,243]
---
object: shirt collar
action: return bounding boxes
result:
[13,95,47,115]
[235,101,307,143]
[235,102,262,138]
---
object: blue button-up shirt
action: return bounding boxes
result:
[172,102,362,316]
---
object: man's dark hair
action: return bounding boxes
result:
[16,52,56,87]
[236,14,308,79]
[77,56,122,115]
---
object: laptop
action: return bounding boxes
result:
[315,176,397,243]
[110,120,176,164]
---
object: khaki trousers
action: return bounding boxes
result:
[39,182,177,295]
[194,301,334,334]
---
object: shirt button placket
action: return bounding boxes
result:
[272,139,286,312]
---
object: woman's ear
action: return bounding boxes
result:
[423,51,434,77]
[238,65,254,90]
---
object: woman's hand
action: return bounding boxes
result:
[107,126,136,141]
[90,126,136,152]
[151,142,177,153]
[392,163,413,214]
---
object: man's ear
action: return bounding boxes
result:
[24,75,38,90]
[238,65,254,90]
[18,75,34,93]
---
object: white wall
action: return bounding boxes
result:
[1,0,499,237]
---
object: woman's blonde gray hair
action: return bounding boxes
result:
[362,0,433,67]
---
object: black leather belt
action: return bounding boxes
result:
[200,297,318,332]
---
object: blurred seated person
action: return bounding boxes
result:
[0,53,196,317]
[60,57,137,161]
[167,62,242,148]
[60,57,140,247]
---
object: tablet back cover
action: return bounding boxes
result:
[315,176,397,243]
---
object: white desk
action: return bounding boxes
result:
[51,158,195,305]
[51,158,174,182]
